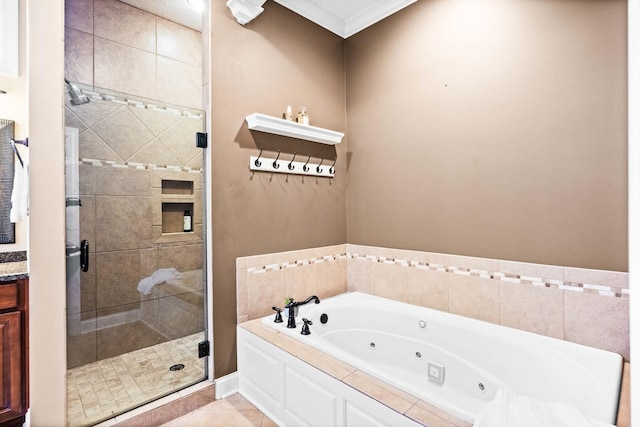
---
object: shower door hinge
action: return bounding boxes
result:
[198,340,210,358]
[196,132,208,148]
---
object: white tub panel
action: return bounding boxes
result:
[285,365,338,427]
[238,327,422,427]
[239,340,283,410]
[344,400,388,427]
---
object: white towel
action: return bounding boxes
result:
[473,389,614,427]
[137,268,182,295]
[10,158,29,223]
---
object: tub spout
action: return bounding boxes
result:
[285,295,320,328]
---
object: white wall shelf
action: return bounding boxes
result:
[245,113,344,145]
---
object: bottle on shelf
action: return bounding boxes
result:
[297,107,309,125]
[283,105,293,121]
[183,210,192,232]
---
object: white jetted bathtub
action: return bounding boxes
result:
[246,292,623,425]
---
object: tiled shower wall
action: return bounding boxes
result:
[237,244,630,361]
[65,0,205,366]
[66,95,205,366]
[65,0,203,110]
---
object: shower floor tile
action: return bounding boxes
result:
[97,320,168,360]
[67,331,205,427]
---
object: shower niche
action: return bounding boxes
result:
[156,177,201,243]
[161,180,194,233]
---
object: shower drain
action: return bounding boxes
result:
[170,364,185,371]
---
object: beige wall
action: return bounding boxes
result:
[29,0,68,424]
[13,0,636,422]
[346,0,628,272]
[0,0,67,423]
[210,1,347,376]
[0,0,28,252]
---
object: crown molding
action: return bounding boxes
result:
[273,0,417,38]
[344,0,417,38]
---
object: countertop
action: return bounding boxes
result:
[0,261,28,281]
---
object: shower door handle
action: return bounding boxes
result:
[80,240,89,272]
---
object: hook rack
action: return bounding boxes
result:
[249,150,335,178]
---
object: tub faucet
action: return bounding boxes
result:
[271,306,283,323]
[285,295,320,328]
[301,318,312,335]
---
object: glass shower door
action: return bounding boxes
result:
[64,87,207,426]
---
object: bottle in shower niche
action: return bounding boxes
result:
[297,107,309,125]
[183,210,192,232]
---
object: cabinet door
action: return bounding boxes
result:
[0,311,23,421]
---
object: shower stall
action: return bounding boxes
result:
[63,1,208,425]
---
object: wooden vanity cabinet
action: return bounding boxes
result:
[0,278,28,426]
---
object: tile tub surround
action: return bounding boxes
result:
[236,244,629,360]
[236,245,348,324]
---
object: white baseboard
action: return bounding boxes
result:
[215,372,239,399]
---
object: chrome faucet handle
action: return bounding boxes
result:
[272,306,283,323]
[301,318,313,335]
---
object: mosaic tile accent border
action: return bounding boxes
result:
[247,253,348,274]
[241,247,629,299]
[82,88,204,120]
[238,245,629,360]
[347,252,629,298]
[80,158,203,173]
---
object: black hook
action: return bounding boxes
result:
[273,150,281,169]
[303,155,311,172]
[254,147,263,167]
[316,157,325,174]
[288,152,297,171]
[329,157,336,174]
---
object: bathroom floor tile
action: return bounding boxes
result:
[159,393,275,427]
